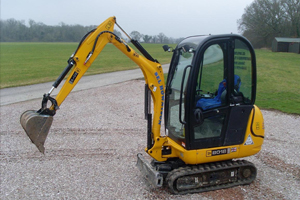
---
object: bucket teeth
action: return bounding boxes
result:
[20,110,53,153]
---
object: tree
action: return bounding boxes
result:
[0,18,99,42]
[0,18,28,41]
[142,35,152,43]
[151,35,158,43]
[238,0,285,47]
[130,31,142,42]
[0,18,181,43]
[281,0,300,37]
[157,32,167,43]
[238,0,300,48]
[113,29,122,37]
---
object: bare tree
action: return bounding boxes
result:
[238,0,299,48]
[157,33,167,43]
[142,35,152,43]
[281,0,300,37]
[238,0,286,47]
[0,18,182,44]
[113,29,122,38]
[129,31,142,42]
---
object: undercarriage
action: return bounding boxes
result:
[137,154,256,194]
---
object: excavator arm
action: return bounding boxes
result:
[20,16,167,160]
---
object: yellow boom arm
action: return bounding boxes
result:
[21,16,167,160]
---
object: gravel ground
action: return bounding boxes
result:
[1,80,299,200]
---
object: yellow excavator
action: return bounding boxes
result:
[20,16,264,194]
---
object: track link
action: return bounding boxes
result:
[166,160,256,194]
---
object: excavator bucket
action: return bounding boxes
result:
[20,110,53,153]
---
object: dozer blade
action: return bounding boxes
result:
[20,110,53,153]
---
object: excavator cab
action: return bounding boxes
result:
[165,35,258,150]
[151,35,264,194]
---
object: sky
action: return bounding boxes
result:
[1,0,254,38]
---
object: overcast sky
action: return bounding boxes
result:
[1,0,254,38]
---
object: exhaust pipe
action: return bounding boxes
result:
[20,110,53,153]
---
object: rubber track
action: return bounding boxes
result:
[166,160,256,194]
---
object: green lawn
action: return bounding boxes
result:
[0,42,173,88]
[0,43,299,114]
[255,49,300,114]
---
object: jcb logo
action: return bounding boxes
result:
[106,21,113,30]
[206,151,212,157]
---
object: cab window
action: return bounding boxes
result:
[194,43,226,140]
[195,44,226,111]
[234,39,253,104]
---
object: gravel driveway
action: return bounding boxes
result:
[1,80,299,199]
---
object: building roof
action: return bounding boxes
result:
[274,37,300,43]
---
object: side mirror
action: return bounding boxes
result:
[194,108,204,126]
[162,45,173,52]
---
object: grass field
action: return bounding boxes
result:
[255,49,300,114]
[0,43,299,114]
[0,42,173,88]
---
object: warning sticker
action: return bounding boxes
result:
[244,135,254,145]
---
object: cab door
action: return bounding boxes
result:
[189,39,230,150]
[187,36,256,150]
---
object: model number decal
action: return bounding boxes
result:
[206,148,230,157]
[69,68,81,84]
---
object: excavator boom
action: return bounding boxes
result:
[20,16,165,156]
